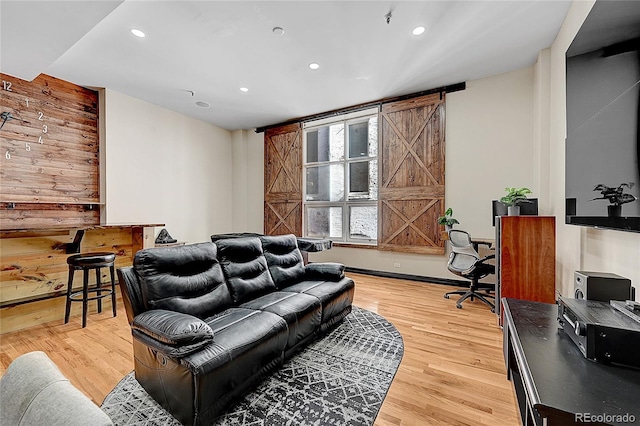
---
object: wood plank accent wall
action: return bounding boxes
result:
[378,93,446,254]
[264,123,302,236]
[0,73,100,230]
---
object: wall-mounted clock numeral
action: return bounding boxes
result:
[42,125,48,133]
[38,136,43,144]
[25,142,31,151]
[2,80,12,91]
[38,112,44,120]
[5,150,11,159]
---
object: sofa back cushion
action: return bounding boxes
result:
[260,234,306,288]
[216,237,276,304]
[134,242,232,319]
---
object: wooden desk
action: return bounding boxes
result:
[0,223,162,333]
[502,298,640,425]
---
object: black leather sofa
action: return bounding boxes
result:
[117,234,354,426]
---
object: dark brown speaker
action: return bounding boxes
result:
[574,271,633,302]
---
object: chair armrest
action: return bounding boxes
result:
[473,240,493,248]
[305,262,345,281]
[132,310,214,358]
[479,254,496,264]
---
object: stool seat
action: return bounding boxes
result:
[67,252,116,268]
[65,252,117,328]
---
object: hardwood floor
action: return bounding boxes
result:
[0,273,519,425]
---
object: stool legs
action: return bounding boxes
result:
[96,268,102,314]
[110,265,117,317]
[82,268,89,328]
[64,267,75,324]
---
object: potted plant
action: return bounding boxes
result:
[437,207,460,231]
[500,187,532,216]
[591,183,637,217]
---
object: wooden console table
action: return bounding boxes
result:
[502,298,640,425]
[0,223,162,333]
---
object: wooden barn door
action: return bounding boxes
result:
[378,93,446,254]
[264,123,302,236]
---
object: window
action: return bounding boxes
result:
[303,109,378,243]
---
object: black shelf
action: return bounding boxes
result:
[567,216,640,233]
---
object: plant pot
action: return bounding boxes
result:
[607,205,622,217]
[445,225,453,232]
[507,206,520,216]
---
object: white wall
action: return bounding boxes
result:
[307,67,536,279]
[547,0,640,300]
[231,129,264,234]
[103,89,233,244]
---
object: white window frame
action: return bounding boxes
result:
[302,108,379,244]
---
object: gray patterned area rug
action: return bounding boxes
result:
[101,306,403,426]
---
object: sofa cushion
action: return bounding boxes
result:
[241,292,321,350]
[187,308,288,421]
[260,234,306,288]
[134,242,232,319]
[282,277,355,323]
[217,237,276,304]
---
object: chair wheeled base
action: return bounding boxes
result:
[444,282,495,312]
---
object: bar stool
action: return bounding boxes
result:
[64,252,117,328]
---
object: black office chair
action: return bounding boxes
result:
[443,229,496,312]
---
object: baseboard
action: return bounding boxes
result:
[344,267,469,287]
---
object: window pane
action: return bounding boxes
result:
[306,124,344,163]
[306,206,343,238]
[348,121,368,158]
[349,161,369,193]
[348,160,378,200]
[349,205,377,240]
[348,117,377,158]
[305,164,344,201]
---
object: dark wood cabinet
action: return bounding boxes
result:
[495,216,556,318]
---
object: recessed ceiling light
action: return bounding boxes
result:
[272,27,285,36]
[130,28,146,38]
[240,87,249,92]
[195,101,210,108]
[412,26,426,36]
[309,63,320,70]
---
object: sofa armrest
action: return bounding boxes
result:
[0,351,113,426]
[305,262,345,281]
[132,310,214,358]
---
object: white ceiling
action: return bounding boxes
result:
[1,1,572,131]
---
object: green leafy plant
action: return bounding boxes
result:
[500,187,532,207]
[591,183,637,206]
[437,207,460,227]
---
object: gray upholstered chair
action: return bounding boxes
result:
[0,351,113,426]
[443,229,496,311]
